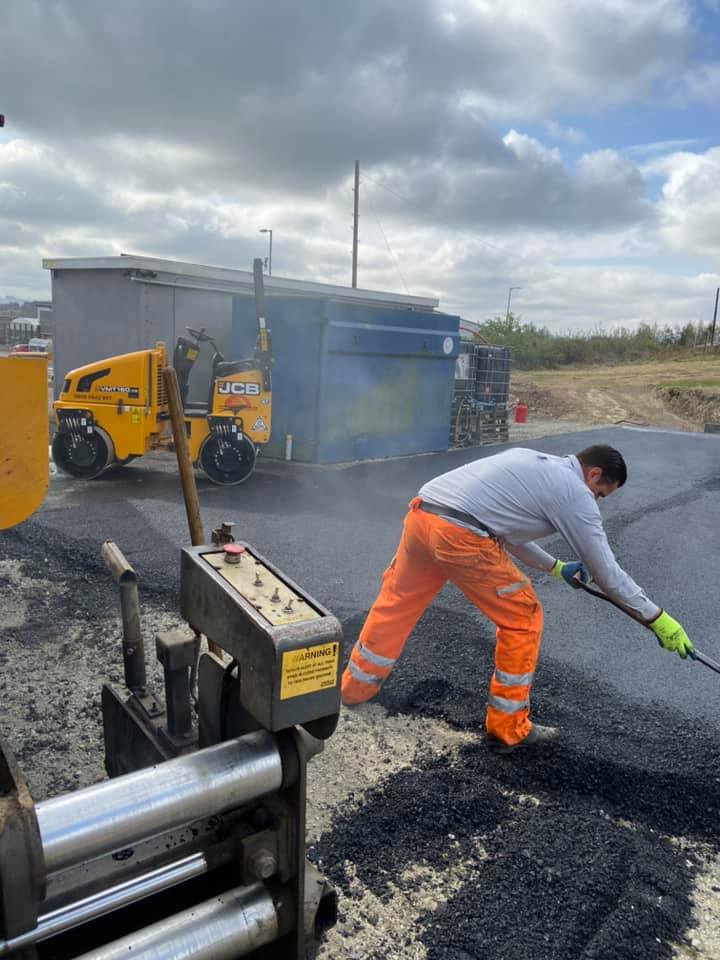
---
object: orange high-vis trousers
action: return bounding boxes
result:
[341,499,544,746]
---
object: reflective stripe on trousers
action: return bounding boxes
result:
[340,499,544,744]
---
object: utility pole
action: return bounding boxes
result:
[351,160,359,288]
[259,228,272,276]
[505,286,521,323]
[710,287,719,347]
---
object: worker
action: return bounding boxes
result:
[340,445,693,752]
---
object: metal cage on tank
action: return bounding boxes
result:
[450,343,512,446]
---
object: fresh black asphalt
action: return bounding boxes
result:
[3,425,720,959]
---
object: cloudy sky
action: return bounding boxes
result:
[2,0,720,331]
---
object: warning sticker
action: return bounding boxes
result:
[280,643,339,700]
[251,416,267,431]
[131,409,141,424]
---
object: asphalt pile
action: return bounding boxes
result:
[310,605,720,960]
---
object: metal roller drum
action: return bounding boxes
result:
[0,853,209,956]
[73,883,283,960]
[37,731,283,874]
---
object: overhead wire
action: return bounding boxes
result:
[358,167,597,320]
[360,178,411,295]
[356,166,634,324]
[356,165,717,329]
[358,169,548,275]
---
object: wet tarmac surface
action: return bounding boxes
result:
[3,425,720,958]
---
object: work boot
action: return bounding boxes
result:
[340,669,379,706]
[487,723,560,754]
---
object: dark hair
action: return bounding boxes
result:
[576,445,627,487]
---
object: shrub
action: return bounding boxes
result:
[475,316,712,369]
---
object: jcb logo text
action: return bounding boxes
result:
[217,381,260,396]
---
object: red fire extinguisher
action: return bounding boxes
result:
[514,401,528,424]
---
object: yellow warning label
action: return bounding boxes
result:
[131,409,141,424]
[280,643,339,700]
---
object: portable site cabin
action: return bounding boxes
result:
[232,295,461,463]
[43,255,461,463]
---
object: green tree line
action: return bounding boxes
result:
[475,315,715,369]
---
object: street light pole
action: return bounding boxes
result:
[506,286,521,323]
[352,160,359,288]
[259,228,273,276]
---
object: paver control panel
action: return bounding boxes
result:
[181,543,342,736]
[204,545,321,627]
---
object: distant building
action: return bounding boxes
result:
[43,253,444,396]
[8,316,40,344]
[0,300,52,342]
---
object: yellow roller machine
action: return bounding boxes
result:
[52,258,272,486]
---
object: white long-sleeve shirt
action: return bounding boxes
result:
[418,447,659,621]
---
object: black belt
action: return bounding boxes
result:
[417,500,498,539]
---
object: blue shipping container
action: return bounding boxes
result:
[231,297,460,463]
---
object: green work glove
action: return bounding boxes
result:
[649,610,694,659]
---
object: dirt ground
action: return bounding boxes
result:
[510,355,720,432]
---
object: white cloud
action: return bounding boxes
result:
[502,130,563,166]
[519,268,719,331]
[639,147,720,256]
[0,0,700,185]
[675,62,720,104]
[545,120,588,145]
[363,138,652,235]
[0,129,708,335]
[0,0,719,338]
[625,138,701,158]
[575,150,647,198]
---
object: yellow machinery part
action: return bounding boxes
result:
[0,355,49,529]
[208,367,271,445]
[54,344,169,461]
[52,339,268,485]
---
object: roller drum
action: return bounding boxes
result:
[73,883,281,960]
[36,731,283,874]
[0,853,208,956]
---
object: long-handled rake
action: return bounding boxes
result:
[570,578,720,676]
